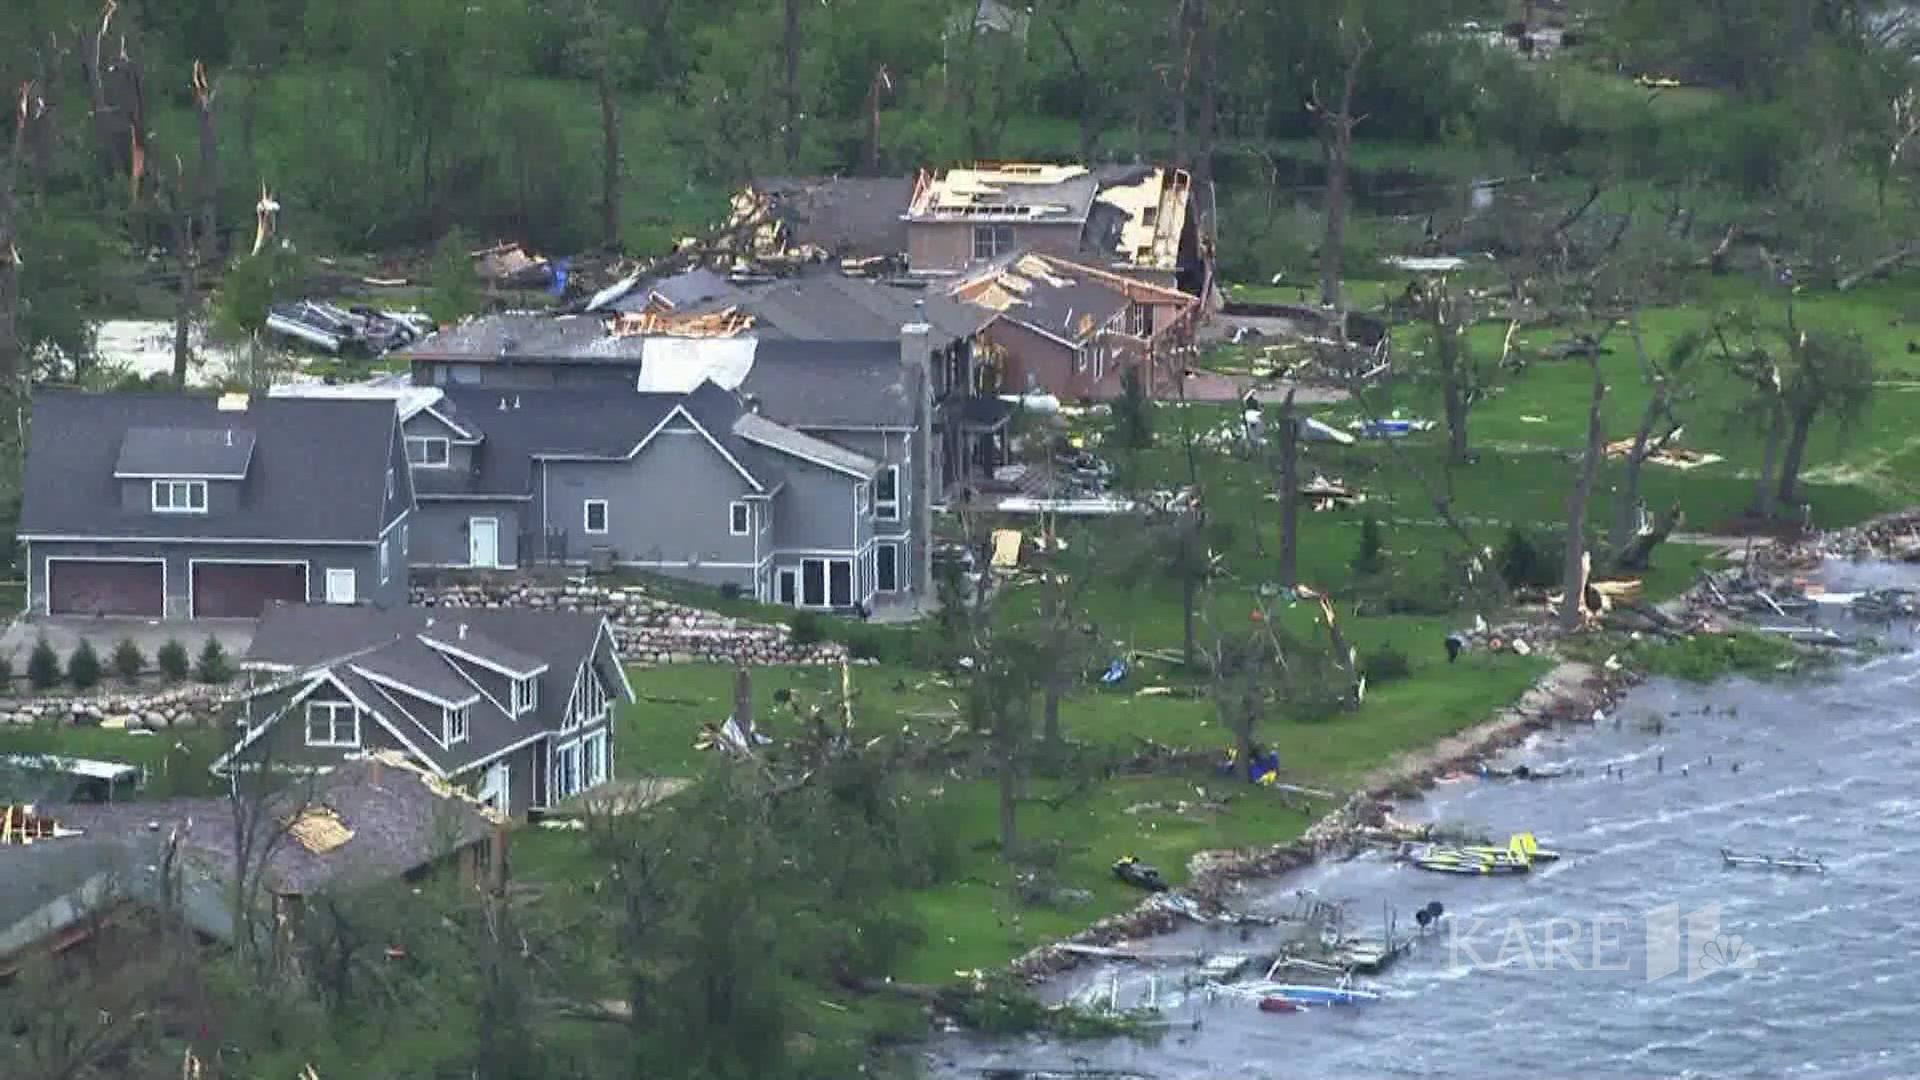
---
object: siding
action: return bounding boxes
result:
[410,501,525,568]
[26,538,396,619]
[237,679,408,770]
[799,428,919,597]
[539,427,761,589]
[414,360,637,390]
[907,221,1084,272]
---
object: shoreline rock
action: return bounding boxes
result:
[1004,659,1634,984]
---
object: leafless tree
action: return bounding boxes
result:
[1308,21,1371,311]
[1560,360,1607,631]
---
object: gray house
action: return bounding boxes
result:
[399,381,891,608]
[402,272,1016,600]
[17,391,413,620]
[214,602,633,818]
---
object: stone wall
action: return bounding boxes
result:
[410,582,848,667]
[0,682,231,729]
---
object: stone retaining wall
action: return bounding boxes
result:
[410,582,847,667]
[0,683,230,729]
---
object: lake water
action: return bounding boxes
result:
[932,562,1920,1080]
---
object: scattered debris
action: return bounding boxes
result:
[990,529,1023,569]
[606,305,755,339]
[266,301,427,356]
[472,242,556,288]
[1,805,81,845]
[286,807,354,854]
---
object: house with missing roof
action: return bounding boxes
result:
[949,252,1202,400]
[0,759,495,976]
[215,603,633,818]
[17,391,413,620]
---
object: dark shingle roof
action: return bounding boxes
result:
[114,426,257,478]
[755,176,914,257]
[960,253,1130,346]
[21,392,398,543]
[739,340,921,428]
[429,383,775,498]
[406,313,648,364]
[36,762,492,896]
[246,603,616,776]
[676,271,990,344]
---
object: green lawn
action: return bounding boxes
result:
[0,724,228,799]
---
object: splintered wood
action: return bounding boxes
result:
[287,807,354,854]
[607,306,754,338]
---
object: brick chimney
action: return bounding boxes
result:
[900,317,934,597]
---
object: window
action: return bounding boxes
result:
[567,666,608,728]
[513,674,540,717]
[973,223,1014,260]
[1128,303,1151,337]
[729,501,750,536]
[305,701,358,748]
[855,482,871,515]
[1074,346,1089,374]
[449,364,482,385]
[406,436,450,468]
[380,537,391,584]
[401,522,409,557]
[152,479,207,514]
[584,499,610,535]
[550,741,582,801]
[445,703,470,745]
[877,542,900,593]
[829,560,854,608]
[386,466,395,501]
[583,730,610,788]
[876,465,900,521]
[802,560,827,607]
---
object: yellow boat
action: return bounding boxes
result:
[1458,833,1559,863]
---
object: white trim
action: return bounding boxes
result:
[415,493,535,503]
[417,634,550,680]
[212,669,450,778]
[186,558,310,619]
[584,499,610,535]
[876,463,901,521]
[444,702,470,746]
[728,501,750,536]
[453,729,552,776]
[734,428,877,480]
[585,558,761,570]
[151,478,209,514]
[378,510,409,540]
[115,471,244,480]
[876,541,901,594]
[325,567,357,604]
[21,534,384,545]
[792,424,915,433]
[477,759,512,815]
[412,561,525,571]
[596,618,637,702]
[348,663,481,712]
[363,676,452,748]
[796,556,856,609]
[419,403,482,441]
[431,645,514,719]
[379,536,392,584]
[535,405,766,492]
[775,566,799,606]
[41,556,167,618]
[405,435,452,469]
[304,700,361,748]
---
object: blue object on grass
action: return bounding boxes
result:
[1101,659,1127,684]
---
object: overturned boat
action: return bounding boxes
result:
[1398,833,1547,876]
[1721,848,1825,873]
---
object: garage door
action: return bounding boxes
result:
[191,563,307,619]
[47,560,165,618]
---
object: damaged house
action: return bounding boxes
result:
[215,602,633,818]
[0,760,494,977]
[949,252,1200,401]
[400,272,1013,601]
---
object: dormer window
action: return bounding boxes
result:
[512,674,539,717]
[406,436,450,468]
[152,479,208,514]
[445,703,470,745]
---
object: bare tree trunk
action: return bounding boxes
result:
[2,85,27,405]
[171,208,198,388]
[1180,561,1197,666]
[1775,405,1816,509]
[1044,11,1100,166]
[1560,364,1607,631]
[598,68,621,250]
[1168,0,1190,167]
[1311,29,1370,310]
[783,0,801,168]
[1277,389,1299,585]
[1751,399,1785,518]
[996,702,1020,856]
[1608,390,1664,557]
[1192,0,1217,187]
[193,61,218,251]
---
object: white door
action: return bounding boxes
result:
[478,761,511,816]
[469,518,500,568]
[324,568,356,604]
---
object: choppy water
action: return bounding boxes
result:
[932,562,1920,1080]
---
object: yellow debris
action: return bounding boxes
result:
[990,528,1023,568]
[287,807,354,854]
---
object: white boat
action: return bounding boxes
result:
[1721,847,1825,872]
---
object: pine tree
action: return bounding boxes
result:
[1351,514,1386,577]
[67,640,103,690]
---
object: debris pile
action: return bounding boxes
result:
[266,301,428,356]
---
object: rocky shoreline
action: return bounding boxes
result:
[1005,659,1636,984]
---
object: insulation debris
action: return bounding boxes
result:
[287,807,354,854]
[990,528,1024,568]
[1,805,82,845]
[607,305,755,339]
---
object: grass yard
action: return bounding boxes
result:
[0,724,228,799]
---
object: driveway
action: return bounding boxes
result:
[0,616,256,666]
